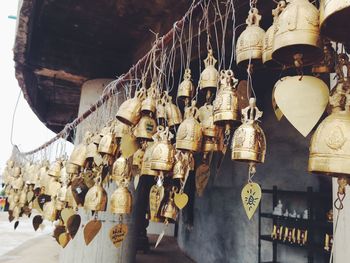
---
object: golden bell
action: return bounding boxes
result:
[312,40,336,74]
[114,120,130,139]
[320,0,350,42]
[160,195,177,221]
[156,96,167,120]
[176,101,203,152]
[172,151,186,179]
[200,49,219,90]
[43,200,57,221]
[199,103,219,137]
[116,88,146,126]
[69,144,88,167]
[262,1,286,67]
[112,156,131,185]
[84,182,107,211]
[150,127,175,171]
[133,115,157,141]
[231,98,266,163]
[57,185,68,203]
[213,70,239,125]
[236,8,265,68]
[12,177,24,190]
[202,136,223,153]
[110,186,132,214]
[177,69,194,103]
[141,82,157,115]
[98,132,118,155]
[48,160,63,177]
[66,162,79,175]
[132,148,145,168]
[272,0,323,67]
[141,142,159,176]
[47,178,61,197]
[66,186,78,209]
[166,96,182,127]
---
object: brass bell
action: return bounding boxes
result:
[309,54,350,176]
[112,156,131,185]
[116,87,146,126]
[156,96,167,120]
[133,115,157,141]
[66,186,78,209]
[213,70,239,126]
[202,135,223,153]
[150,127,175,172]
[84,177,107,211]
[262,1,286,67]
[43,199,57,221]
[312,40,336,74]
[110,184,132,214]
[141,81,157,115]
[66,162,79,175]
[200,49,219,90]
[57,184,68,203]
[160,192,178,221]
[177,69,194,104]
[176,101,203,152]
[132,148,145,168]
[172,151,186,180]
[231,98,266,163]
[141,142,160,176]
[69,131,91,167]
[199,103,219,137]
[47,178,61,197]
[236,8,265,68]
[13,166,21,178]
[92,133,102,145]
[86,141,99,159]
[114,120,130,140]
[12,176,24,190]
[98,131,118,155]
[166,96,182,127]
[48,159,63,178]
[320,0,350,42]
[272,0,323,67]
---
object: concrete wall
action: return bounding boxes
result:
[177,71,332,263]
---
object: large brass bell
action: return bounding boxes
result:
[141,82,157,115]
[176,101,203,152]
[200,49,219,90]
[150,127,175,172]
[133,115,157,141]
[141,142,159,176]
[116,88,146,126]
[111,156,131,186]
[213,70,239,126]
[320,0,350,42]
[110,182,132,214]
[231,98,266,163]
[160,190,178,221]
[166,96,182,127]
[262,1,286,67]
[236,8,265,68]
[84,176,107,211]
[272,0,323,67]
[177,69,194,104]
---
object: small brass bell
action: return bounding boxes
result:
[200,49,219,90]
[116,88,146,126]
[165,96,182,127]
[114,120,130,140]
[141,142,159,177]
[112,156,131,185]
[156,96,167,120]
[43,199,57,221]
[66,162,79,175]
[141,82,157,115]
[133,115,157,141]
[202,136,223,153]
[110,183,132,214]
[172,151,186,180]
[236,8,265,68]
[47,178,61,197]
[320,0,350,42]
[160,192,178,221]
[86,141,99,160]
[213,70,239,126]
[66,186,78,209]
[176,101,203,152]
[177,69,194,104]
[262,1,286,68]
[84,177,107,211]
[132,148,145,168]
[98,131,118,156]
[272,0,323,67]
[48,160,63,178]
[150,127,175,172]
[231,98,266,163]
[199,103,219,137]
[69,131,91,167]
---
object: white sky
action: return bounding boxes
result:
[0,1,67,171]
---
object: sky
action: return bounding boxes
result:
[0,1,65,172]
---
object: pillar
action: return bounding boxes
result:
[60,79,137,263]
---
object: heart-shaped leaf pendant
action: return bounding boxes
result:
[109,224,128,248]
[84,220,102,245]
[174,193,189,210]
[61,208,75,225]
[241,182,262,220]
[274,76,329,137]
[67,214,81,239]
[58,233,71,248]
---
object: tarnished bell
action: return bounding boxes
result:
[161,195,177,221]
[166,96,182,127]
[200,49,219,90]
[141,82,157,115]
[48,160,63,177]
[309,55,350,176]
[141,142,159,176]
[231,98,266,163]
[177,69,194,102]
[150,127,175,171]
[262,1,286,67]
[116,88,146,126]
[320,0,350,42]
[236,8,265,68]
[133,115,157,140]
[110,186,132,214]
[176,102,203,152]
[213,70,239,125]
[84,182,107,211]
[272,0,323,67]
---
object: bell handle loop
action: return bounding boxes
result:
[334,192,345,211]
[246,7,261,27]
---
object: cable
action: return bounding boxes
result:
[10,89,22,146]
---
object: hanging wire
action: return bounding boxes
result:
[10,89,22,146]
